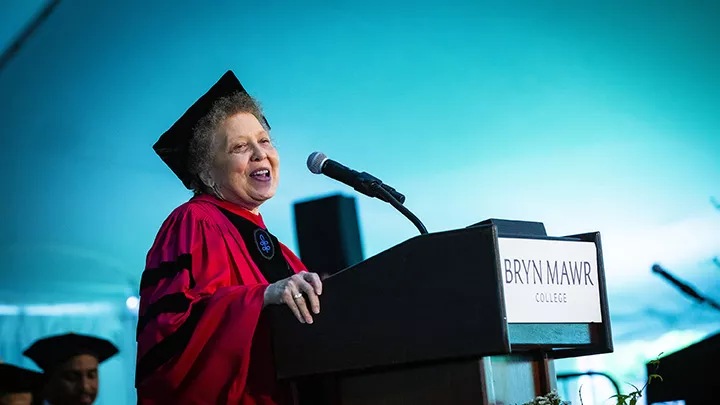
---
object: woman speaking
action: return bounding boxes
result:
[136,71,322,404]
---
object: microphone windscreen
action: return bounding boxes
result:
[307,152,328,174]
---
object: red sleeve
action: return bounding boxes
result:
[135,203,270,404]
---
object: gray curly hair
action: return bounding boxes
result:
[187,91,268,197]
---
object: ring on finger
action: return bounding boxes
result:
[293,293,303,300]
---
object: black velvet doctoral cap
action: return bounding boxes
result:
[0,363,44,394]
[22,333,119,373]
[153,70,270,188]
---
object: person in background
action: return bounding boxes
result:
[135,70,323,404]
[22,333,118,405]
[0,362,44,405]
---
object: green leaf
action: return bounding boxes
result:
[629,397,638,405]
[628,383,641,393]
[649,374,664,383]
[609,394,629,405]
[648,352,664,366]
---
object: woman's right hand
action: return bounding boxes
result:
[263,271,323,324]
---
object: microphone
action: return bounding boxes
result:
[307,152,406,204]
[652,264,720,311]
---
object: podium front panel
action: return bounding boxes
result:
[269,225,510,379]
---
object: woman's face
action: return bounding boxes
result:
[210,112,280,212]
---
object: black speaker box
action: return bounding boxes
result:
[293,194,364,277]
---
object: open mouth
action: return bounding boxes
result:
[249,168,271,181]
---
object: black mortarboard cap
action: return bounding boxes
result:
[22,333,119,373]
[153,70,270,189]
[0,363,44,394]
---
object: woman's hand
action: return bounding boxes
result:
[263,271,323,324]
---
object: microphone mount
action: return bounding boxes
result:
[354,171,406,205]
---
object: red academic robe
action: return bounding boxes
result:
[135,194,305,405]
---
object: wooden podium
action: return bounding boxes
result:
[269,219,613,405]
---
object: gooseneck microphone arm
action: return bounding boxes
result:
[307,151,428,235]
[371,183,428,234]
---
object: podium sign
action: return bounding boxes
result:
[498,237,603,323]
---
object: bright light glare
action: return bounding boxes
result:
[125,296,140,311]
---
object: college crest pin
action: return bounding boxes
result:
[254,228,275,260]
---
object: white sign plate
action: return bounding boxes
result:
[497,237,603,323]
